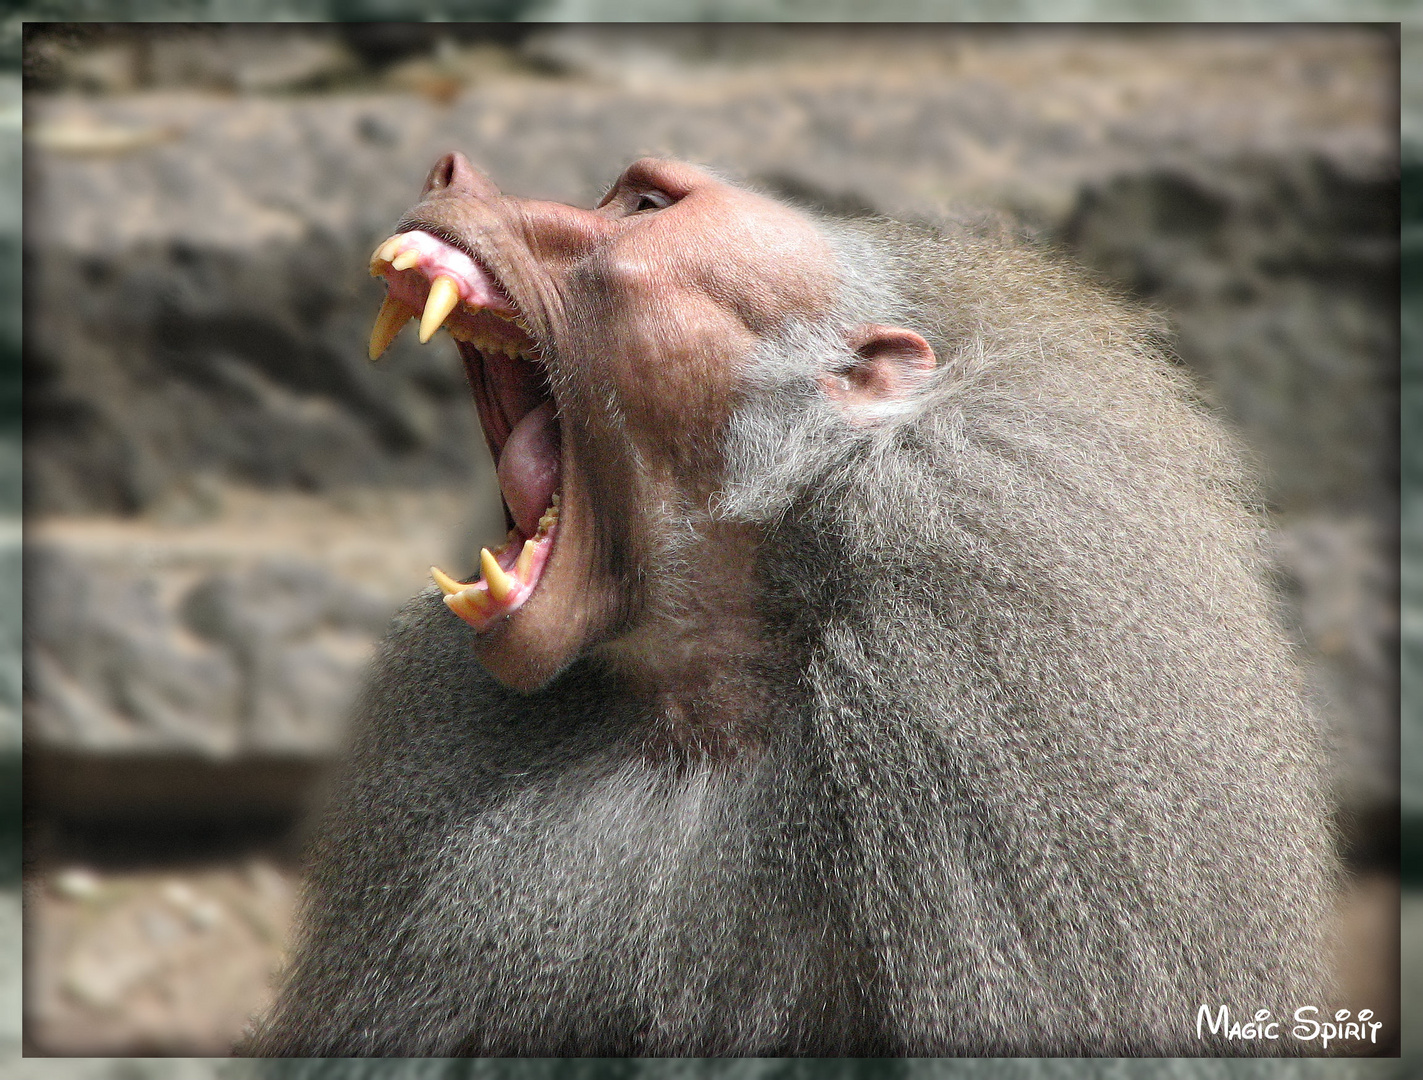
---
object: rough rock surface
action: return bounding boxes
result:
[24,486,492,819]
[28,535,390,759]
[1062,157,1398,516]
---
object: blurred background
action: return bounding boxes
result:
[10,18,1405,1062]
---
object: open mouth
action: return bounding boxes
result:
[367,229,561,632]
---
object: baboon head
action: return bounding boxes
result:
[367,154,935,693]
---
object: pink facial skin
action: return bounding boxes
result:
[373,154,915,699]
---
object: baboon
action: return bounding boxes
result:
[245,154,1337,1056]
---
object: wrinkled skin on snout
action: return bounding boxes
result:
[373,154,931,699]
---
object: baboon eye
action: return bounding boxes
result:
[634,190,674,212]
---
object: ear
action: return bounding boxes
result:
[818,324,937,413]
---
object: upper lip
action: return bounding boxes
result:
[398,218,523,320]
[396,215,474,261]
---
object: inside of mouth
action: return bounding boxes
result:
[369,229,562,630]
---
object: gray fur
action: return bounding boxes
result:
[246,212,1337,1056]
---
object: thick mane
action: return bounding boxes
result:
[721,218,1336,1050]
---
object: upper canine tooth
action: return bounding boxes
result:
[480,547,516,601]
[419,276,462,343]
[391,249,421,272]
[369,293,418,361]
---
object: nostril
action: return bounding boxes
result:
[423,153,461,195]
[421,151,498,199]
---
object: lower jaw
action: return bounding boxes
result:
[432,494,560,631]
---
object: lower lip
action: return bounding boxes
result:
[436,501,559,631]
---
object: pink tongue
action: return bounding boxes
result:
[498,400,561,537]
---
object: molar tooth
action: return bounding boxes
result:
[515,538,537,580]
[391,249,421,272]
[481,548,516,602]
[419,276,461,343]
[369,294,417,361]
[492,529,518,559]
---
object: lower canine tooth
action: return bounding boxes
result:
[369,294,417,361]
[420,276,461,343]
[481,547,516,601]
[431,565,472,596]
